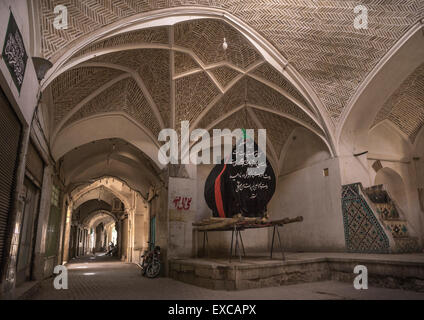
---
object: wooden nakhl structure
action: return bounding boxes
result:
[193,215,303,262]
[198,134,303,262]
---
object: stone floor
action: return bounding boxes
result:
[23,254,424,300]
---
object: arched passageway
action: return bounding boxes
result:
[63,176,151,266]
[1,2,424,300]
[39,11,335,267]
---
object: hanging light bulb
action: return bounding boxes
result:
[222,37,228,51]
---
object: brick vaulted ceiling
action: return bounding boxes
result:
[40,1,424,159]
[373,62,424,143]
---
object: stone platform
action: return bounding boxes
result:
[169,252,424,291]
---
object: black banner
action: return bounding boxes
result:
[205,134,276,218]
[2,11,28,93]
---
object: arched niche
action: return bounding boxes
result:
[280,127,331,176]
[374,167,408,214]
[414,126,424,157]
[338,24,424,156]
[368,120,412,162]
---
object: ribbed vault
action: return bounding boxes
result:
[38,1,424,127]
[72,199,112,225]
[61,138,161,196]
[43,17,331,171]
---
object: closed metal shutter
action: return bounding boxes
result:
[0,88,22,268]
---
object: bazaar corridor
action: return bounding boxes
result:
[0,0,423,302]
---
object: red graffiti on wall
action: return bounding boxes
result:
[172,196,192,211]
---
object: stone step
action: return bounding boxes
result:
[170,255,424,291]
[393,237,421,253]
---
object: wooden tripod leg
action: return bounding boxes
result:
[229,226,235,263]
[234,227,240,263]
[203,231,206,257]
[276,226,285,261]
[206,231,209,257]
[238,230,246,257]
[270,225,276,259]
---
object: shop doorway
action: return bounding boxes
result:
[16,178,40,285]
